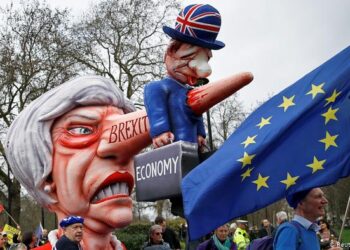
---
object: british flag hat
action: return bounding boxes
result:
[163,4,225,50]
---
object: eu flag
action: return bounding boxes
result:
[182,46,350,240]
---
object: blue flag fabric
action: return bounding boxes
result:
[34,222,43,245]
[182,46,350,240]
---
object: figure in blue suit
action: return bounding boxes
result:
[144,4,225,149]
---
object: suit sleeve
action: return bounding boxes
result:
[197,116,206,138]
[144,82,171,138]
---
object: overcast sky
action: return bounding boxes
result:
[1,0,350,109]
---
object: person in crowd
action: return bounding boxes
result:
[272,211,288,237]
[142,225,171,250]
[228,223,237,238]
[248,226,259,241]
[179,223,187,241]
[12,234,20,244]
[9,243,27,250]
[0,233,5,250]
[55,216,84,250]
[318,219,338,250]
[233,220,250,250]
[22,232,37,249]
[197,224,237,250]
[155,216,180,250]
[276,211,288,226]
[258,219,274,238]
[6,76,142,250]
[1,232,11,250]
[38,230,48,246]
[273,187,342,250]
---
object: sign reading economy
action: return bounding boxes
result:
[134,141,199,201]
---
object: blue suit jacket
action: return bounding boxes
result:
[144,77,206,143]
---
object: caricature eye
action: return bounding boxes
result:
[68,127,94,135]
[180,52,195,60]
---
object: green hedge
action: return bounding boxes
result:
[115,222,151,250]
[115,219,187,250]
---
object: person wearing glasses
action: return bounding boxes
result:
[142,225,171,250]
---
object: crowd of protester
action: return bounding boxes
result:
[140,208,344,250]
[1,188,348,250]
[0,228,49,250]
[0,214,345,250]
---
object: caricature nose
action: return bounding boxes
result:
[97,110,152,164]
[189,59,212,78]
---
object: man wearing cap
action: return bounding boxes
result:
[233,220,250,250]
[54,216,84,250]
[273,188,342,250]
[144,4,225,149]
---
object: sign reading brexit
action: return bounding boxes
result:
[109,115,148,143]
[134,141,199,201]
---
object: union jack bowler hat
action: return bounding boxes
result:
[163,4,225,50]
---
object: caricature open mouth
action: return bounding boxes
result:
[187,76,198,86]
[91,172,134,204]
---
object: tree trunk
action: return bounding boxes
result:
[8,178,21,226]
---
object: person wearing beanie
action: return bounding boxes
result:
[54,216,84,250]
[273,188,342,250]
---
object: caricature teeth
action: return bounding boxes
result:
[92,182,129,202]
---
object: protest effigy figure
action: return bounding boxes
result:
[5,75,146,250]
[144,4,252,150]
[5,4,253,250]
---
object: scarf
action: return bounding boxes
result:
[212,234,231,250]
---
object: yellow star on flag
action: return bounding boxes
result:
[306,156,326,173]
[325,89,341,106]
[257,116,272,129]
[319,131,338,150]
[306,82,325,99]
[241,135,257,148]
[241,167,254,182]
[278,95,295,112]
[321,106,338,124]
[280,172,299,189]
[252,174,269,191]
[237,152,256,168]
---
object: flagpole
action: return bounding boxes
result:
[338,193,350,243]
[3,209,20,228]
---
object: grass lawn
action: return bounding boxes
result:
[340,228,350,242]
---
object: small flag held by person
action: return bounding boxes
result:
[34,222,43,245]
[182,46,350,240]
